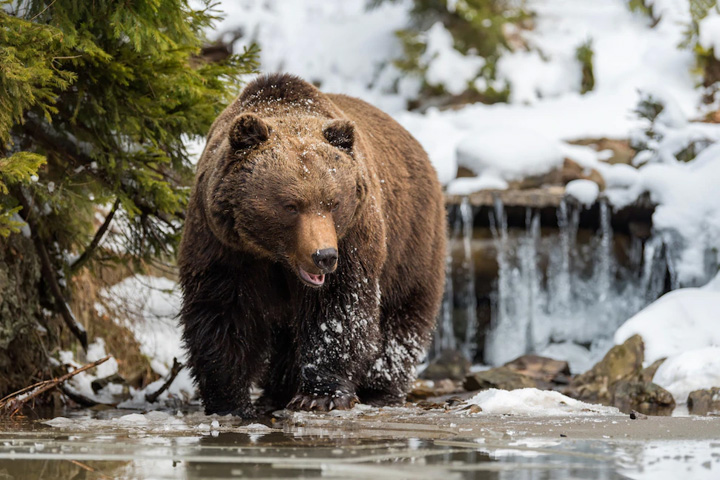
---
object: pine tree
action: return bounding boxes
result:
[0,0,257,395]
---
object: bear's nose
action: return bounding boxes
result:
[312,248,338,273]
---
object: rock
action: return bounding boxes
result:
[503,354,571,386]
[421,350,471,381]
[506,158,606,192]
[464,367,538,391]
[568,138,636,165]
[565,335,675,414]
[567,334,645,403]
[408,378,460,401]
[629,410,648,420]
[611,380,675,415]
[639,358,666,384]
[460,404,482,414]
[456,166,476,179]
[687,387,720,415]
[91,373,127,393]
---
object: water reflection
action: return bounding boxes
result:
[4,424,710,479]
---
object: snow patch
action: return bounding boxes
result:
[464,388,620,416]
[422,22,485,96]
[699,9,720,59]
[652,347,720,403]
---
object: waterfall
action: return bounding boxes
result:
[483,197,678,369]
[435,194,699,370]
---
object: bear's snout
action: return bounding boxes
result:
[312,248,338,273]
[294,214,338,286]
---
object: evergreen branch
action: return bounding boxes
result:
[21,118,185,223]
[16,190,88,350]
[69,196,121,276]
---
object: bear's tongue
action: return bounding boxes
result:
[299,267,325,286]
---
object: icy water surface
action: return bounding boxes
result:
[1,407,719,479]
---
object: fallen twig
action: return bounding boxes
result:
[0,355,111,417]
[145,357,184,403]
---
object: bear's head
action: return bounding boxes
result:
[205,112,367,288]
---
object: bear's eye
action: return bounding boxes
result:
[331,201,340,212]
[284,203,298,214]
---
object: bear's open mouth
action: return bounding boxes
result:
[298,267,325,287]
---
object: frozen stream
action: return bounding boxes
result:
[1,407,719,479]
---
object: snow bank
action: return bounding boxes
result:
[652,347,720,403]
[455,127,564,181]
[464,388,619,416]
[96,274,195,407]
[614,287,720,366]
[99,275,185,377]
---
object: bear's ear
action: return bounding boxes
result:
[323,120,355,152]
[229,113,270,151]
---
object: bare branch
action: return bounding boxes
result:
[16,190,88,349]
[0,356,111,417]
[145,358,184,403]
[69,197,121,276]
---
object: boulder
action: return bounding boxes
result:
[503,354,571,387]
[464,366,538,391]
[687,387,720,415]
[567,334,645,403]
[612,380,675,415]
[408,378,460,401]
[421,349,471,381]
[566,335,675,414]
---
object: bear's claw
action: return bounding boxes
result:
[287,393,358,412]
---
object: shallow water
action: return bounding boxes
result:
[1,407,718,479]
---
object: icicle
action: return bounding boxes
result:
[460,197,477,360]
[434,204,460,357]
[596,199,614,301]
[551,199,573,318]
[523,210,541,352]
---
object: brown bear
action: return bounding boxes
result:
[178,73,446,417]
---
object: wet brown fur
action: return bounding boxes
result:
[179,74,446,417]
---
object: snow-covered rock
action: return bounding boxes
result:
[565,179,599,207]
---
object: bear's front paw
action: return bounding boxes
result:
[287,392,358,412]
